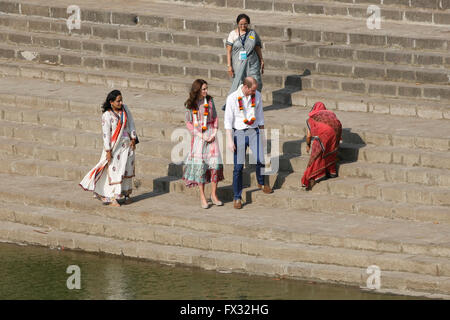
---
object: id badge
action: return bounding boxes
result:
[239,51,248,60]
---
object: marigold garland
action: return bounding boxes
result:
[238,94,256,125]
[193,98,209,132]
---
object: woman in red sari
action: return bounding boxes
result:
[301,102,342,190]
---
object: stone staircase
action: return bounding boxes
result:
[0,0,449,297]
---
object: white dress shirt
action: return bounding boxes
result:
[224,85,264,130]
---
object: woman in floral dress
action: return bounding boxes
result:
[183,79,224,209]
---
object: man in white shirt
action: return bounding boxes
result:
[224,76,273,209]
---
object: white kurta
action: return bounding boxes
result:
[79,105,137,201]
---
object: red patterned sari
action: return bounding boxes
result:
[301,102,342,189]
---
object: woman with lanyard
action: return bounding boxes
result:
[223,14,264,111]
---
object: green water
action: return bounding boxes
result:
[0,242,425,300]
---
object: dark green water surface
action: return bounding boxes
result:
[0,242,426,300]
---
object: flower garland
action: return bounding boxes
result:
[238,94,256,125]
[192,98,209,132]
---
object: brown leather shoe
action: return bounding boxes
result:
[233,199,242,209]
[258,184,273,194]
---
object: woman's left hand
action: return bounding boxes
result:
[206,135,215,143]
[260,60,264,75]
[130,139,136,150]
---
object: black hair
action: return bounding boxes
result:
[102,90,122,113]
[236,13,250,25]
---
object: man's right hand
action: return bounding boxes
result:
[228,139,236,153]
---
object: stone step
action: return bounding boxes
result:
[4,116,448,189]
[170,0,450,26]
[1,75,449,126]
[313,0,450,11]
[276,173,450,205]
[1,0,449,53]
[300,74,450,102]
[2,218,449,297]
[253,187,450,223]
[1,27,449,86]
[290,90,450,121]
[0,58,279,103]
[0,43,291,89]
[280,154,450,188]
[0,78,449,154]
[2,13,449,72]
[2,200,450,279]
[1,172,449,257]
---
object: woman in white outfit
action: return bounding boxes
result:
[79,90,137,207]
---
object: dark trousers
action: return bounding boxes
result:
[233,128,264,200]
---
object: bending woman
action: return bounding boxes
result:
[183,79,224,209]
[80,90,137,207]
[223,13,264,110]
[302,102,342,190]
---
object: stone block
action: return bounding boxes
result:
[322,32,347,44]
[387,36,414,49]
[82,41,102,53]
[274,2,294,13]
[413,54,443,66]
[226,0,244,8]
[185,67,209,78]
[159,64,184,76]
[21,4,50,17]
[398,86,421,98]
[111,12,137,25]
[342,81,366,94]
[162,48,189,60]
[139,15,165,28]
[434,13,450,25]
[385,52,412,65]
[60,54,82,66]
[32,36,59,48]
[199,36,224,48]
[386,69,415,82]
[103,43,128,55]
[350,34,386,46]
[246,0,273,11]
[415,38,446,50]
[185,20,217,32]
[82,57,104,69]
[368,84,396,96]
[131,62,159,74]
[0,2,20,14]
[390,104,417,117]
[290,28,321,42]
[294,4,324,14]
[8,33,31,44]
[405,11,433,23]
[92,26,118,39]
[416,71,449,84]
[411,0,440,9]
[319,47,354,60]
[105,59,131,72]
[356,50,384,63]
[354,66,385,80]
[0,47,15,59]
[81,9,110,23]
[416,106,444,120]
[28,20,51,32]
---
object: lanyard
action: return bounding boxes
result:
[239,31,248,47]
